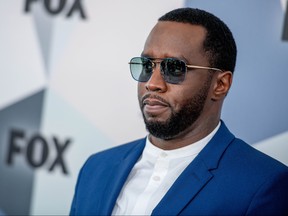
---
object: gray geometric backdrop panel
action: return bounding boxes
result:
[0,90,45,215]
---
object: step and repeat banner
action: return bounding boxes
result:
[0,0,287,215]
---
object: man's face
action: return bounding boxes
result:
[138,21,213,140]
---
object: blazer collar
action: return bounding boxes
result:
[99,138,146,215]
[152,121,235,215]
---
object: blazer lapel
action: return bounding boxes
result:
[152,121,235,215]
[152,158,213,215]
[99,139,146,215]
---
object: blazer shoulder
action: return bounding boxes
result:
[83,137,146,168]
[229,137,288,175]
[232,139,288,214]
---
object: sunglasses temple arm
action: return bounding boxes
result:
[186,65,223,72]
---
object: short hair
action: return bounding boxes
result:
[159,8,237,73]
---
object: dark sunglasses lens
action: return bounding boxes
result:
[130,57,153,82]
[161,59,186,84]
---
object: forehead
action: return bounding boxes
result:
[143,21,207,60]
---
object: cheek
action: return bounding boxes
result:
[169,83,205,111]
[137,83,145,100]
[171,91,189,110]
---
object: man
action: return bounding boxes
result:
[70,8,288,215]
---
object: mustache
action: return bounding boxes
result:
[141,94,170,107]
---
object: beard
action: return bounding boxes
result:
[140,76,212,140]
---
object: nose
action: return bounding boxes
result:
[145,63,167,92]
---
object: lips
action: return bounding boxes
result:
[142,95,170,116]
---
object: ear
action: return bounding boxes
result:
[211,71,233,101]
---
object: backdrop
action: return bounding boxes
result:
[0,0,287,215]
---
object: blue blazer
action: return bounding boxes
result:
[70,122,288,215]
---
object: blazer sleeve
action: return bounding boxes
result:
[69,165,84,216]
[69,154,93,216]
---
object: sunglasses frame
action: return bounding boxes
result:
[129,57,223,84]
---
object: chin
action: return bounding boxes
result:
[144,116,168,124]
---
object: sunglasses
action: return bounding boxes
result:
[129,57,223,84]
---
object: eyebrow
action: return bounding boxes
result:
[140,53,149,58]
[140,53,189,63]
